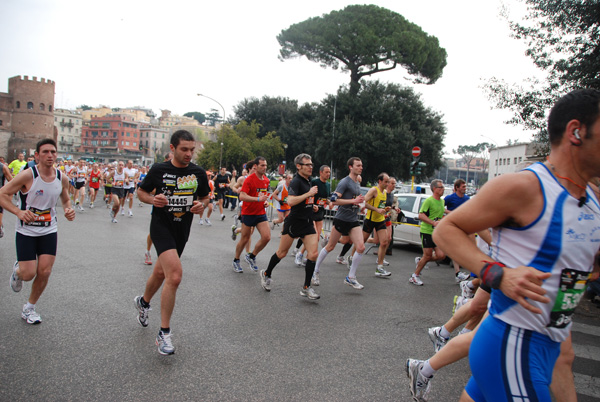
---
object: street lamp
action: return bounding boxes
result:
[219,142,223,170]
[197,93,226,126]
[480,135,500,177]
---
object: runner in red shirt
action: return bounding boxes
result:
[87,163,102,209]
[232,156,271,273]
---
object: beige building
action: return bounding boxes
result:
[158,109,200,128]
[488,142,537,181]
[79,106,112,122]
[54,108,83,156]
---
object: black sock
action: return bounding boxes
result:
[140,297,150,308]
[233,258,240,263]
[304,260,316,288]
[339,242,352,257]
[160,327,170,334]
[249,253,256,260]
[296,239,303,249]
[265,253,281,277]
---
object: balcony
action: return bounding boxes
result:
[59,121,74,128]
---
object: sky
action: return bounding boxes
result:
[0,0,542,156]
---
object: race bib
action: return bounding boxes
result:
[115,180,124,187]
[317,198,327,206]
[27,207,52,227]
[219,183,226,189]
[92,176,99,183]
[548,268,590,328]
[168,195,193,207]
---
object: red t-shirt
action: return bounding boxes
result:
[241,173,270,216]
[89,170,102,189]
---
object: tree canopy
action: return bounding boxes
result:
[484,0,600,155]
[183,111,206,125]
[453,143,489,184]
[277,4,447,94]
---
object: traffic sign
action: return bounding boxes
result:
[412,147,421,157]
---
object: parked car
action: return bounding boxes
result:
[392,193,432,246]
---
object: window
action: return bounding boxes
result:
[121,141,124,146]
[507,159,510,165]
[113,132,117,137]
[154,133,156,138]
[16,101,20,108]
[49,105,53,112]
[126,141,130,146]
[514,157,517,164]
[133,142,136,147]
[495,159,498,166]
[126,133,130,137]
[162,134,165,139]
[0,120,2,126]
[519,157,522,163]
[40,103,45,111]
[396,196,416,212]
[27,102,33,109]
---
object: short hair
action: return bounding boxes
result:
[35,138,56,153]
[347,157,361,170]
[294,153,311,166]
[319,165,330,173]
[377,172,389,182]
[454,179,466,190]
[254,156,266,165]
[246,160,256,171]
[430,179,443,191]
[170,130,195,148]
[164,152,173,161]
[548,89,600,145]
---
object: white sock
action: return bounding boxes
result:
[315,247,329,274]
[349,251,363,278]
[421,360,436,378]
[459,328,472,335]
[25,302,35,311]
[467,281,475,289]
[440,325,451,339]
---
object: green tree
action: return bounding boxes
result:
[310,81,446,182]
[205,109,222,127]
[78,105,92,111]
[484,0,600,155]
[183,111,206,125]
[277,4,447,95]
[453,143,488,184]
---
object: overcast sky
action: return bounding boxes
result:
[0,0,541,156]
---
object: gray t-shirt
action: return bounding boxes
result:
[334,176,361,222]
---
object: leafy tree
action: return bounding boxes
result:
[184,111,206,125]
[453,143,488,184]
[310,81,446,182]
[205,109,222,127]
[78,105,92,111]
[277,4,447,95]
[484,0,600,155]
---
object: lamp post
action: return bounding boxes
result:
[197,93,226,127]
[480,135,500,178]
[219,142,223,170]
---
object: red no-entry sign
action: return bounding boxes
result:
[412,147,421,157]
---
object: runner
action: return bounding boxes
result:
[0,159,14,238]
[410,179,446,286]
[107,161,126,223]
[123,160,139,217]
[259,153,320,299]
[87,163,102,208]
[230,161,256,248]
[71,159,88,211]
[444,178,473,283]
[214,166,230,221]
[0,139,75,324]
[434,89,600,401]
[8,152,27,176]
[198,170,215,226]
[103,164,114,206]
[134,130,210,355]
[313,157,366,290]
[361,172,392,278]
[271,173,292,229]
[232,156,271,273]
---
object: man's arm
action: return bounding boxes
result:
[362,187,383,214]
[434,172,551,314]
[239,190,267,203]
[0,169,35,222]
[3,164,13,181]
[288,185,318,207]
[60,174,75,221]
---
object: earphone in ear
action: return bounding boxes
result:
[574,129,581,140]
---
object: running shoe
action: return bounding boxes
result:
[291,248,299,257]
[231,225,237,241]
[0,225,3,238]
[300,286,320,300]
[134,296,151,327]
[311,272,320,286]
[260,269,271,291]
[198,218,204,225]
[415,256,429,270]
[144,251,152,265]
[320,235,329,248]
[21,305,42,325]
[10,261,22,292]
[301,257,307,267]
[78,205,85,212]
[156,330,175,355]
[75,199,80,206]
[294,252,303,266]
[375,265,392,277]
[406,359,432,402]
[111,217,118,223]
[428,326,448,353]
[204,218,212,226]
[90,203,94,209]
[382,258,390,266]
[455,271,470,283]
[452,295,468,315]
[121,209,125,216]
[221,214,226,221]
[409,274,423,286]
[234,214,239,227]
[232,260,243,273]
[459,280,474,298]
[335,255,345,264]
[128,210,133,217]
[344,276,364,290]
[245,254,258,272]
[346,255,353,270]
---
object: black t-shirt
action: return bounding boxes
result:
[139,161,210,230]
[288,173,314,221]
[215,173,229,192]
[311,177,330,208]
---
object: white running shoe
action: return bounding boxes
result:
[311,272,320,286]
[204,218,212,226]
[21,305,42,324]
[260,269,271,291]
[460,280,474,298]
[344,276,364,290]
[121,209,125,216]
[300,286,320,300]
[156,330,175,355]
[415,256,429,270]
[128,210,133,217]
[455,271,470,282]
[134,296,150,327]
[406,359,432,401]
[198,218,204,225]
[335,255,345,264]
[428,326,448,352]
[375,265,392,277]
[294,252,303,266]
[10,261,22,292]
[144,251,152,265]
[345,255,352,270]
[409,274,424,286]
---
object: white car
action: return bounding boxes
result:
[392,193,433,246]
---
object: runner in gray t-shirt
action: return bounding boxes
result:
[312,157,367,290]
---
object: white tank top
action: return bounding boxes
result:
[489,162,600,342]
[113,170,125,188]
[16,166,63,236]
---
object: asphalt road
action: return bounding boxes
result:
[1,201,599,401]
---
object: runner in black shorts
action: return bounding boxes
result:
[260,153,321,300]
[214,167,230,221]
[133,130,210,356]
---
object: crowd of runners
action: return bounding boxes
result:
[1,89,600,401]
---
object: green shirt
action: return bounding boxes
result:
[419,196,444,235]
[8,160,27,176]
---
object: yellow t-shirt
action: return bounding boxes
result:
[366,186,387,222]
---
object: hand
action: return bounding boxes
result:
[499,266,552,314]
[64,207,75,221]
[353,195,365,205]
[308,186,318,196]
[432,220,439,227]
[312,205,319,212]
[258,193,268,203]
[17,210,36,223]
[153,194,168,208]
[377,208,386,215]
[190,200,205,214]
